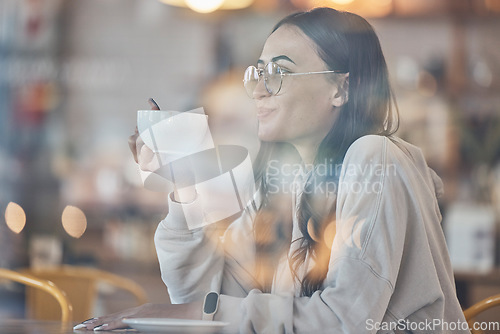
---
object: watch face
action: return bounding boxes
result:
[204,292,218,314]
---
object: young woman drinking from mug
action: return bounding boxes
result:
[76,7,468,333]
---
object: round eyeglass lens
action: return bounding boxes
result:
[244,66,259,97]
[264,62,283,95]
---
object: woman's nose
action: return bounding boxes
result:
[253,78,271,100]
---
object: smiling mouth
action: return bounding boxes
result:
[257,108,274,120]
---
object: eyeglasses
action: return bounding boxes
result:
[243,62,344,98]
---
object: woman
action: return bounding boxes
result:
[77,7,468,333]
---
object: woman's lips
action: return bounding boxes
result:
[257,108,274,120]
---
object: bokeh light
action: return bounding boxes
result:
[4,202,26,234]
[329,0,355,5]
[324,220,337,249]
[185,0,224,13]
[61,205,87,239]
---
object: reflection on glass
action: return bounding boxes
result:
[323,220,337,249]
[61,205,87,238]
[4,202,26,234]
[330,0,354,4]
[185,0,224,13]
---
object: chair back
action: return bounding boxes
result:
[464,293,500,334]
[22,265,148,322]
[0,268,72,322]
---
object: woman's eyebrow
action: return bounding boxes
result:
[257,55,296,65]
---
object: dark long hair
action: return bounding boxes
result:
[252,7,399,296]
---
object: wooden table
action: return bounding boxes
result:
[0,320,136,334]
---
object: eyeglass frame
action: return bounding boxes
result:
[243,61,346,98]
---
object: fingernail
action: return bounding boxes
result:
[83,318,97,324]
[94,324,108,331]
[148,98,160,110]
[73,324,86,330]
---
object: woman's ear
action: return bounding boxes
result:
[331,73,349,108]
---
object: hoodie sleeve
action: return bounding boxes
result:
[154,192,224,304]
[154,192,261,304]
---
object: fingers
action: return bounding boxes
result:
[138,145,155,166]
[135,132,145,155]
[72,303,200,331]
[129,125,155,170]
[72,317,97,330]
[73,314,128,331]
[76,303,154,330]
[93,318,127,331]
[148,98,160,110]
[73,316,102,330]
[129,96,159,164]
[128,127,139,163]
[130,132,161,173]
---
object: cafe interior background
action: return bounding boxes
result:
[1,0,500,324]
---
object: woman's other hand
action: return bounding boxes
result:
[73,301,202,331]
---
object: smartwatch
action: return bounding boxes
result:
[202,291,219,321]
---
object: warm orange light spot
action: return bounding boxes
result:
[4,202,26,234]
[290,0,392,17]
[329,0,354,5]
[185,0,224,13]
[324,220,337,249]
[307,217,321,243]
[485,0,500,12]
[61,205,87,238]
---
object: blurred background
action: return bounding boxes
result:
[1,0,499,324]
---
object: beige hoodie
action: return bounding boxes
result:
[154,135,470,334]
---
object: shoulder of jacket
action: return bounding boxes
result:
[343,135,388,165]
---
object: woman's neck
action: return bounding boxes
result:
[293,143,318,166]
[288,124,333,166]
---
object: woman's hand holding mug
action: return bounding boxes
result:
[128,99,196,203]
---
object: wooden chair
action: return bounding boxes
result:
[21,265,148,322]
[463,293,500,334]
[0,268,72,322]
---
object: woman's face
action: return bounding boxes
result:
[254,25,341,152]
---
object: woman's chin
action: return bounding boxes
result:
[257,127,279,142]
